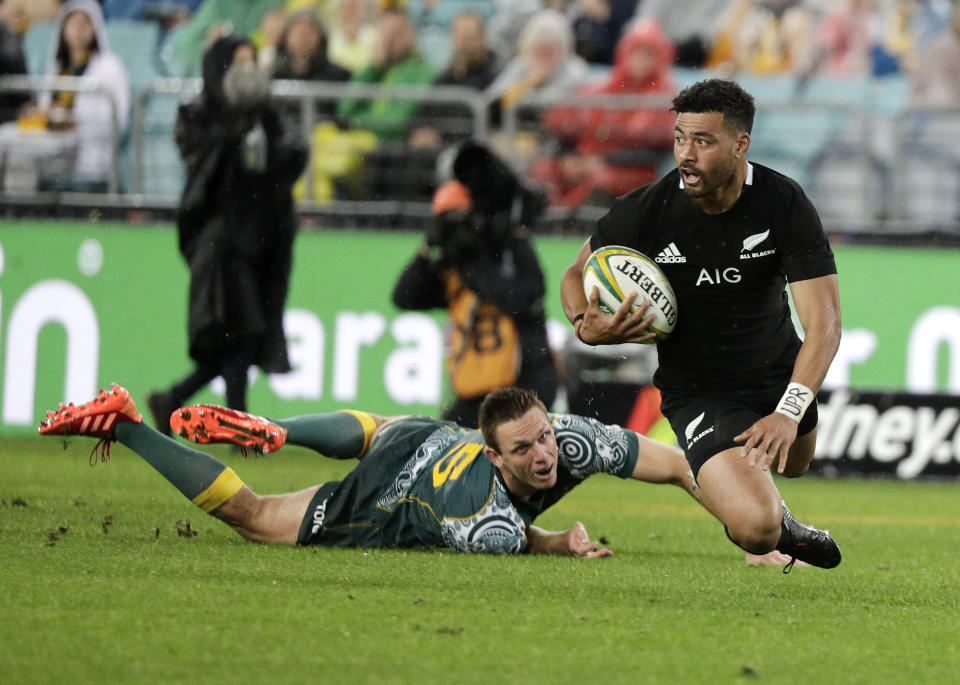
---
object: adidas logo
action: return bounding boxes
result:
[655,242,686,264]
[80,412,119,434]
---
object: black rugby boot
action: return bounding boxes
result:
[777,501,842,573]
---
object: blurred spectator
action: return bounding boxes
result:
[272,9,351,130]
[571,0,638,65]
[0,0,60,34]
[814,0,877,76]
[534,17,677,207]
[486,0,542,68]
[147,36,307,430]
[327,0,378,73]
[393,142,556,427]
[707,0,815,75]
[35,0,130,191]
[434,12,500,91]
[879,0,917,75]
[633,0,729,67]
[487,9,590,112]
[272,9,350,83]
[909,2,960,106]
[810,0,916,78]
[168,0,287,75]
[408,11,500,149]
[336,9,434,140]
[0,13,28,123]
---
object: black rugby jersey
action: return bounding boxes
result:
[590,162,836,395]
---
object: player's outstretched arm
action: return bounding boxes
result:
[735,274,841,473]
[526,522,613,558]
[561,238,655,345]
[784,274,842,393]
[629,432,719,519]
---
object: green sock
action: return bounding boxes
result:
[276,410,377,459]
[115,422,245,513]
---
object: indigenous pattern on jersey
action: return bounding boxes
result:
[591,162,836,395]
[296,414,639,553]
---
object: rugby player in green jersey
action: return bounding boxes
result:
[39,384,703,556]
[39,384,835,564]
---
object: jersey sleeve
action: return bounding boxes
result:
[552,414,640,479]
[778,184,837,283]
[591,195,640,252]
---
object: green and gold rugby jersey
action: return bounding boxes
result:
[299,414,639,553]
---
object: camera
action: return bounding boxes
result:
[426,208,484,264]
[223,62,271,110]
[435,141,547,251]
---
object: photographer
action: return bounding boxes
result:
[392,142,558,427]
[147,35,307,434]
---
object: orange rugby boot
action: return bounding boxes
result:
[170,405,287,455]
[38,385,143,463]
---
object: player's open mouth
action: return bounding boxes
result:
[534,464,554,480]
[681,168,701,185]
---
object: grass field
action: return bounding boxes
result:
[1,435,958,684]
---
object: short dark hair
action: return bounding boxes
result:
[671,79,756,135]
[479,388,547,453]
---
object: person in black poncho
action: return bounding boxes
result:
[147,35,308,435]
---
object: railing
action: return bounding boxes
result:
[131,79,491,201]
[0,74,122,194]
[889,105,960,230]
[3,75,960,237]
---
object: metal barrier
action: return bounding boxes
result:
[501,90,883,231]
[130,79,491,202]
[889,105,960,231]
[0,74,122,194]
[4,73,960,236]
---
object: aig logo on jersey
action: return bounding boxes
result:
[740,229,776,260]
[696,267,741,286]
[655,242,687,264]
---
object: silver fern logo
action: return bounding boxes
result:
[684,411,714,447]
[741,229,770,252]
[685,412,705,442]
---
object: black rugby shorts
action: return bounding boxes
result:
[660,385,818,478]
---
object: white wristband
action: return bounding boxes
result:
[775,382,814,422]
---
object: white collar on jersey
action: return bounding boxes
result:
[678,161,754,189]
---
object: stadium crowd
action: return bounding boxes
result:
[0,0,959,208]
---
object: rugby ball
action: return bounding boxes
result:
[582,245,678,342]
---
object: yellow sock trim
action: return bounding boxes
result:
[339,409,378,457]
[192,468,245,513]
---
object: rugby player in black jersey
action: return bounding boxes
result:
[560,79,842,571]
